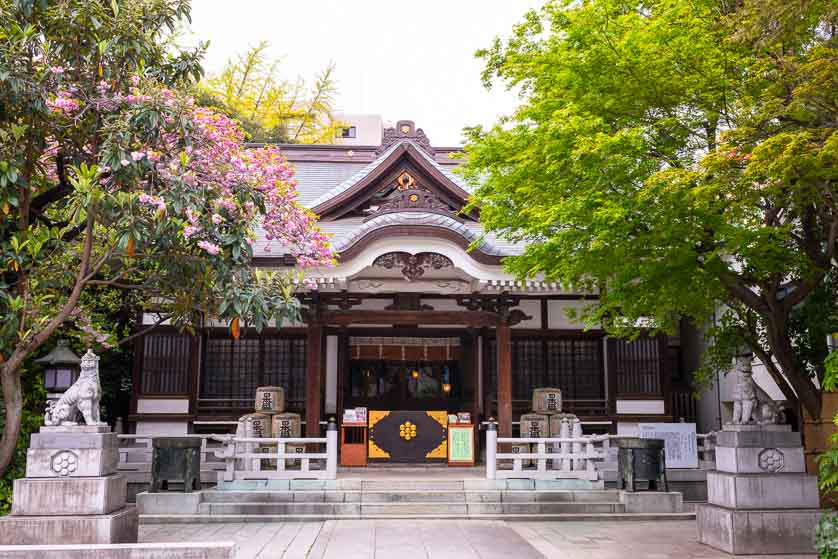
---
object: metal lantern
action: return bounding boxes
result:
[35,340,81,393]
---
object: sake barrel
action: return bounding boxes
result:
[532,387,563,415]
[284,444,305,467]
[520,413,550,438]
[238,412,273,439]
[548,413,579,439]
[271,412,302,439]
[255,386,285,414]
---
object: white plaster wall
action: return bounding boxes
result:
[325,335,338,414]
[513,300,541,329]
[136,399,189,414]
[617,423,640,436]
[135,421,188,436]
[616,400,666,415]
[547,300,600,330]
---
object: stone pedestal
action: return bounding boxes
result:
[697,424,821,555]
[0,426,138,545]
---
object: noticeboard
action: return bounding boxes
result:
[638,422,698,469]
[447,424,475,466]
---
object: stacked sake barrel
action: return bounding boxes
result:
[515,388,581,469]
[237,386,304,466]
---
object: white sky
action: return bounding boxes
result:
[187,0,543,146]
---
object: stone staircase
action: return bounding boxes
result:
[139,478,692,523]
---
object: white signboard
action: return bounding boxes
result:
[638,423,698,469]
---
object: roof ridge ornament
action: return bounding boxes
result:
[377,120,435,156]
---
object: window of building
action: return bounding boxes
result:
[199,333,306,412]
[338,126,357,139]
[139,331,193,395]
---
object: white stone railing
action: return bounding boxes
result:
[213,424,338,482]
[485,424,610,481]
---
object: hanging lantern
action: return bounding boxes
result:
[442,383,452,394]
[411,369,420,380]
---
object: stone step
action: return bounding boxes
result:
[142,511,696,523]
[196,500,625,516]
[199,489,622,504]
[359,480,465,491]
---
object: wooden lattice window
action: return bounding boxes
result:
[263,337,306,405]
[140,332,192,395]
[487,336,605,402]
[545,338,604,400]
[199,333,306,411]
[609,335,663,396]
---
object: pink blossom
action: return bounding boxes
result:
[130,75,141,86]
[197,240,221,255]
[49,66,64,74]
[211,213,223,225]
[138,193,166,212]
[131,151,145,161]
[183,225,200,239]
[47,92,79,114]
[120,159,130,167]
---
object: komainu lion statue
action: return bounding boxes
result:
[44,349,106,427]
[731,353,758,424]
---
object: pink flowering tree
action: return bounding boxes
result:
[0,0,332,475]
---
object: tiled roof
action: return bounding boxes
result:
[253,140,524,260]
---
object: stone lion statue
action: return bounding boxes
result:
[731,354,758,424]
[44,349,106,427]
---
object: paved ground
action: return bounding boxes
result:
[140,520,817,559]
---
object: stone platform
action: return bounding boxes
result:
[0,506,138,545]
[0,425,138,545]
[697,424,821,555]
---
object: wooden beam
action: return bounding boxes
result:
[320,309,498,327]
[305,320,324,437]
[496,318,513,437]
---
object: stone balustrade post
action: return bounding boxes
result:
[326,418,338,479]
[485,421,497,480]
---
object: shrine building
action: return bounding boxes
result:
[131,119,697,451]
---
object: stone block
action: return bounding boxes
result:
[0,505,137,545]
[715,446,806,474]
[136,491,202,515]
[26,447,119,478]
[620,491,683,513]
[707,471,819,509]
[30,432,118,450]
[697,503,820,555]
[0,542,236,559]
[39,425,111,434]
[715,429,801,448]
[12,474,127,516]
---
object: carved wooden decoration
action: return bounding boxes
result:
[377,120,435,156]
[372,252,454,281]
[363,170,459,220]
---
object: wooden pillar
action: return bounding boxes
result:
[496,317,512,437]
[470,330,481,424]
[306,318,324,437]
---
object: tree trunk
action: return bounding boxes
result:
[0,365,23,476]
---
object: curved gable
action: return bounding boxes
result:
[311,141,477,222]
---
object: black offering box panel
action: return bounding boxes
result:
[368,410,447,462]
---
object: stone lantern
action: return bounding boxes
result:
[35,340,81,397]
